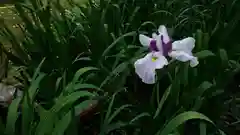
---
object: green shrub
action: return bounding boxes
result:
[1,0,240,134]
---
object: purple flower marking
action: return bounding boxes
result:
[161,35,172,56]
[149,39,159,52]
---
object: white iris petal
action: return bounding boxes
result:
[139,34,152,47]
[172,37,195,52]
[134,52,168,84]
[169,37,199,67]
[158,25,170,43]
[139,33,163,54]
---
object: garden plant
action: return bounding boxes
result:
[0,0,240,135]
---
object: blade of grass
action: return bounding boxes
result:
[104,92,117,124]
[155,111,215,135]
[107,104,131,124]
[36,91,95,135]
[72,67,98,83]
[101,31,136,58]
[22,73,45,135]
[21,58,46,135]
[200,122,206,135]
[51,91,95,113]
[6,97,22,135]
[104,122,127,134]
[154,85,171,119]
[73,83,100,92]
[52,111,72,135]
[195,50,215,59]
[129,112,151,124]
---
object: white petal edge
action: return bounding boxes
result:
[169,51,198,67]
[190,57,199,67]
[158,25,170,43]
[172,37,195,52]
[152,33,158,39]
[139,34,152,47]
[134,53,157,84]
[142,70,156,84]
[134,53,162,84]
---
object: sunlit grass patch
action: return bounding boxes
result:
[0,5,20,26]
[0,5,23,45]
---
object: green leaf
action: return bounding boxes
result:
[6,97,22,135]
[36,91,94,135]
[22,73,45,135]
[104,92,117,124]
[28,73,46,102]
[195,50,215,59]
[73,83,100,91]
[195,81,213,98]
[124,6,140,32]
[0,44,26,66]
[130,113,151,124]
[72,67,98,83]
[107,104,131,124]
[100,62,129,88]
[52,111,72,135]
[200,122,206,135]
[138,21,157,31]
[191,81,212,110]
[202,33,210,49]
[156,111,215,135]
[36,103,47,117]
[51,91,95,113]
[219,130,227,135]
[211,22,220,36]
[195,29,203,50]
[104,121,127,134]
[33,58,46,80]
[211,0,219,4]
[72,57,91,64]
[192,97,204,111]
[36,111,54,135]
[1,23,29,63]
[55,77,63,91]
[154,85,171,119]
[74,100,98,116]
[181,63,189,86]
[219,49,228,66]
[101,31,136,58]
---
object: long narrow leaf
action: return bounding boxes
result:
[104,92,117,124]
[72,67,98,83]
[73,83,100,92]
[156,111,215,135]
[154,85,171,119]
[22,73,45,135]
[52,111,72,135]
[6,98,21,135]
[130,112,151,124]
[51,91,95,113]
[107,104,131,124]
[36,91,95,135]
[101,31,136,57]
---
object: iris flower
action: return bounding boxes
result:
[134,25,198,84]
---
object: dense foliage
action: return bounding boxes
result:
[0,0,240,135]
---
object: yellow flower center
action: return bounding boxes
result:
[151,56,158,62]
